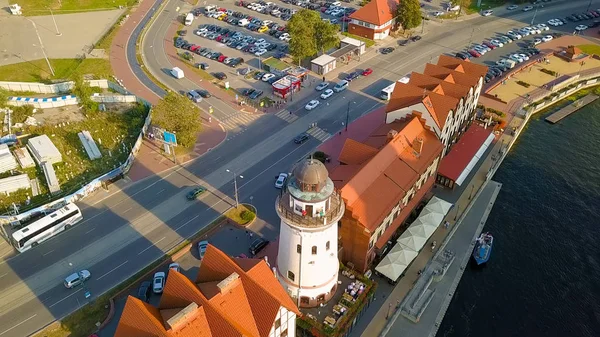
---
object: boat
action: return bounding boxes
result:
[472,232,493,265]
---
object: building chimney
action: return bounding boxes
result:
[412,138,424,155]
[217,272,240,294]
[272,267,277,278]
[165,302,198,330]
[387,130,398,143]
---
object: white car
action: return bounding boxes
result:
[255,49,268,57]
[320,89,334,99]
[262,20,273,25]
[433,11,444,17]
[279,33,290,40]
[528,26,541,34]
[198,240,209,259]
[522,5,533,11]
[536,24,549,31]
[481,9,493,16]
[275,173,288,188]
[262,73,276,82]
[518,28,531,36]
[256,38,266,44]
[510,54,524,62]
[490,39,504,47]
[168,263,181,272]
[153,272,165,294]
[316,82,329,91]
[507,4,518,10]
[541,35,553,42]
[507,30,522,39]
[305,99,320,110]
[575,25,588,31]
[547,19,559,26]
[519,53,530,61]
[533,38,542,45]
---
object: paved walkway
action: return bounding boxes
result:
[109,0,227,181]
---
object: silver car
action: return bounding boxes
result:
[64,270,91,289]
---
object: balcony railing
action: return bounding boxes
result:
[276,190,344,228]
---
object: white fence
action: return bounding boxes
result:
[91,94,137,103]
[0,81,73,94]
[7,95,78,109]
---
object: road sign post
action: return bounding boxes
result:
[163,131,178,164]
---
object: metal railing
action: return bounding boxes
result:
[276,191,344,228]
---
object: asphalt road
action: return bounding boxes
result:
[0,0,593,336]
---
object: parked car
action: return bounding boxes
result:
[197,89,211,98]
[362,68,373,76]
[214,72,227,80]
[198,240,209,260]
[186,186,206,200]
[294,132,310,144]
[187,90,202,103]
[262,73,276,82]
[249,90,264,99]
[168,263,181,272]
[137,281,152,302]
[380,47,395,54]
[153,272,166,294]
[345,72,360,82]
[481,9,493,16]
[250,238,269,256]
[316,82,329,91]
[275,173,288,188]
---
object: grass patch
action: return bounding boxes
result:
[576,44,600,56]
[465,0,506,14]
[0,104,149,212]
[224,204,256,225]
[0,58,112,83]
[516,80,531,88]
[540,68,557,76]
[20,0,138,14]
[37,215,226,337]
[341,32,375,48]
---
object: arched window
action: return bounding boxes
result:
[288,271,295,281]
[297,244,302,254]
[312,246,317,255]
[326,241,330,251]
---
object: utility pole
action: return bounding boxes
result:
[587,0,593,12]
[469,184,475,200]
[226,170,243,208]
[27,19,55,76]
[454,204,460,221]
[49,8,61,36]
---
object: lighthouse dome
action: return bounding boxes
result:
[292,158,329,192]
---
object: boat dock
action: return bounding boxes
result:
[545,94,599,124]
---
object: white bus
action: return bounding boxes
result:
[379,76,411,100]
[11,203,83,253]
[184,13,194,26]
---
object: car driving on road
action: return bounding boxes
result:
[320,89,334,99]
[64,270,91,289]
[294,133,310,144]
[315,82,329,91]
[305,99,320,110]
[186,186,206,200]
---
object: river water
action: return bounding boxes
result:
[438,99,600,337]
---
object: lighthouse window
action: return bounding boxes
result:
[312,246,317,255]
[297,244,302,254]
[287,271,295,281]
[326,241,330,251]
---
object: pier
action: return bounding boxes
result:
[545,94,599,124]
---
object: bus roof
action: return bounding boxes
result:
[11,203,80,241]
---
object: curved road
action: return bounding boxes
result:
[0,1,592,336]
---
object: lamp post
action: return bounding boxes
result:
[386,302,393,319]
[226,169,243,208]
[49,8,61,36]
[469,184,475,200]
[454,204,460,221]
[26,18,55,76]
[345,100,356,131]
[587,0,593,12]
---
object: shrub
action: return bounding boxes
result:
[485,107,505,117]
[240,210,255,222]
[516,80,530,88]
[312,151,328,163]
[540,68,557,76]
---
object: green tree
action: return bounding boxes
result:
[288,9,320,63]
[315,21,340,54]
[71,72,98,113]
[151,91,202,148]
[450,0,470,17]
[396,0,422,31]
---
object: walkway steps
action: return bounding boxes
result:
[545,94,599,124]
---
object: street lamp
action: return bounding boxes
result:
[48,7,61,36]
[469,184,475,200]
[26,18,55,76]
[344,100,356,131]
[454,204,460,221]
[226,169,243,208]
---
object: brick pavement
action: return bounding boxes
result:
[110,0,227,181]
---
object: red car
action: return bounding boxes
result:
[190,45,200,52]
[468,49,481,58]
[216,35,223,42]
[482,41,496,49]
[218,55,227,62]
[321,7,327,12]
[362,68,373,76]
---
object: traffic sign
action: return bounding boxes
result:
[85,290,91,299]
[163,131,177,146]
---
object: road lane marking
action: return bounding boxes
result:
[0,273,7,279]
[156,189,165,195]
[42,250,54,256]
[0,314,37,336]
[138,237,166,255]
[122,207,132,213]
[174,215,200,231]
[49,289,82,308]
[96,260,129,280]
[85,228,96,234]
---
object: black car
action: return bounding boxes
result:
[137,281,152,302]
[249,90,264,99]
[250,238,269,256]
[197,89,211,98]
[381,47,395,54]
[238,68,250,75]
[410,35,422,42]
[294,132,310,144]
[399,39,409,46]
[242,88,255,96]
[186,186,206,200]
[254,71,266,80]
[345,71,360,82]
[455,52,470,60]
[213,72,227,80]
[198,62,209,70]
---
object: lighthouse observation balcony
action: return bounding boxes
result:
[275,189,345,228]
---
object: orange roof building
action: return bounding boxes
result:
[318,107,443,273]
[348,0,398,40]
[386,55,488,156]
[114,245,300,337]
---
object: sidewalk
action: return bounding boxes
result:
[359,117,525,337]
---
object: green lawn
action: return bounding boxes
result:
[20,0,138,14]
[0,58,112,83]
[577,44,600,56]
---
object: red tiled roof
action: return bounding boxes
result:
[349,0,398,26]
[437,123,493,182]
[115,245,299,337]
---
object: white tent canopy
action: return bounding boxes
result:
[409,218,438,237]
[375,244,418,281]
[423,196,453,215]
[397,227,428,251]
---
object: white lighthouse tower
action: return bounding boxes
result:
[275,158,344,308]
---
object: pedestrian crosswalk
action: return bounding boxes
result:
[273,109,299,123]
[219,113,262,131]
[307,127,331,142]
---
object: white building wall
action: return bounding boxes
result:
[385,103,442,138]
[277,217,339,301]
[269,306,297,337]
